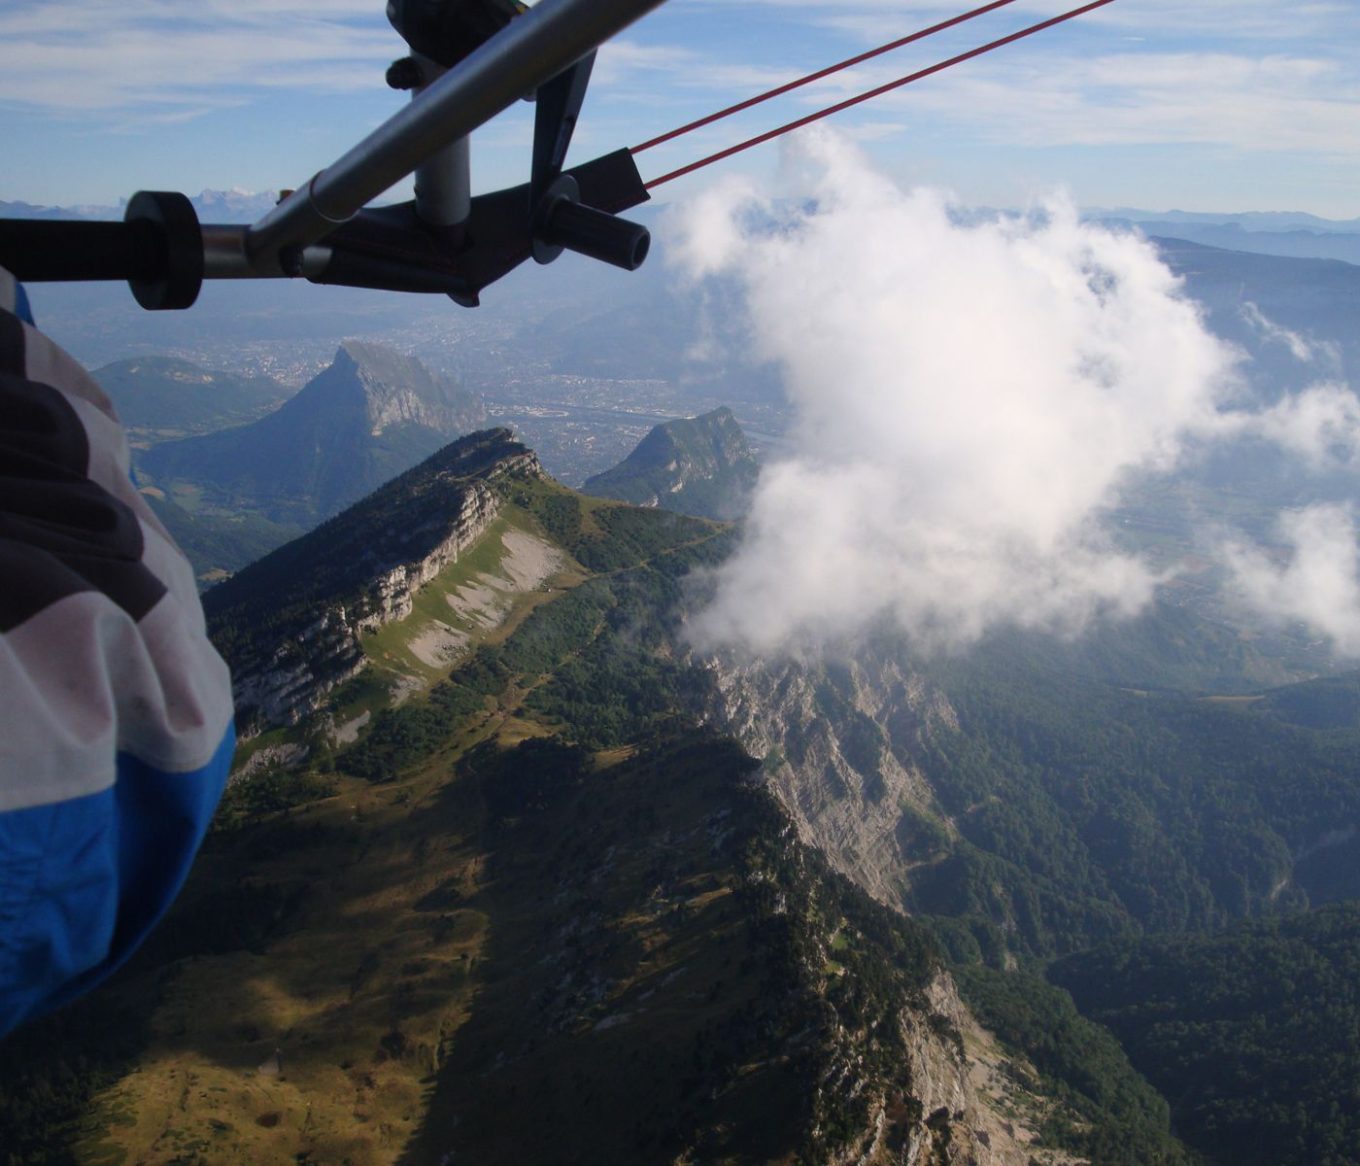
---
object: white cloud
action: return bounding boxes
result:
[1223,505,1360,657]
[667,128,1241,654]
[595,38,698,84]
[1239,302,1337,367]
[667,129,1360,657]
[1220,383,1360,468]
[1052,0,1353,41]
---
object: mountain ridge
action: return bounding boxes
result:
[205,427,539,734]
[0,188,281,223]
[583,405,760,520]
[9,418,1354,1164]
[1,431,1130,1166]
[139,341,486,529]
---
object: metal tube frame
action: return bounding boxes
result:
[245,0,668,270]
[201,225,333,279]
[410,53,472,230]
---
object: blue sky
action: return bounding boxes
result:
[0,0,1357,217]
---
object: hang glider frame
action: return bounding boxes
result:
[0,0,1124,311]
[0,0,667,310]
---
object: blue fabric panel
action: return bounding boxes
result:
[0,724,234,1036]
[14,282,34,327]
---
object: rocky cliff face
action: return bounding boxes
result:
[806,968,1067,1166]
[699,652,1084,1165]
[206,429,542,735]
[702,649,959,911]
[892,973,1085,1166]
[228,482,501,731]
[324,340,482,437]
[139,340,487,525]
[230,607,369,733]
[583,405,760,520]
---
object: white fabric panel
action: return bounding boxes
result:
[0,589,232,814]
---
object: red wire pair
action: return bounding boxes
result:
[635,0,1118,189]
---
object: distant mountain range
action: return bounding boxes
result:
[19,205,1360,604]
[583,406,759,520]
[131,341,485,578]
[0,188,280,224]
[1101,217,1360,265]
[17,197,1359,408]
[1153,236,1360,391]
[1089,207,1360,234]
[11,193,1360,235]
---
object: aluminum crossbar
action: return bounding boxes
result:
[245,0,668,271]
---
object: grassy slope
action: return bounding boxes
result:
[0,477,1193,1166]
[402,737,819,1166]
[2,483,901,1166]
[68,761,492,1166]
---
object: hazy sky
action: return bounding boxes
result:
[0,0,1356,216]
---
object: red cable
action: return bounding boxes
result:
[631,0,1024,155]
[643,0,1118,189]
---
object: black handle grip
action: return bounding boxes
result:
[0,219,165,282]
[0,192,203,311]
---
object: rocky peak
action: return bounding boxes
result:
[206,428,542,734]
[318,341,480,437]
[584,405,760,520]
[139,341,489,527]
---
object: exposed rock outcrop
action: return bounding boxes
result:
[332,340,482,438]
[700,651,1087,1164]
[205,429,542,735]
[583,405,759,520]
[894,973,1086,1166]
[140,340,488,526]
[702,649,959,910]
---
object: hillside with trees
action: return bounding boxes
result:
[3,431,1355,1165]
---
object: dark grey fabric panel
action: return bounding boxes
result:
[0,309,23,376]
[0,374,165,632]
[0,371,90,477]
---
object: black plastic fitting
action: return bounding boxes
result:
[125,191,204,311]
[0,191,203,310]
[539,198,649,270]
[386,56,424,90]
[386,0,525,70]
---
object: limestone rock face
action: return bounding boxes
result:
[894,974,1086,1166]
[231,609,368,730]
[332,341,482,437]
[205,429,540,735]
[350,481,502,632]
[700,650,1085,1165]
[140,341,487,526]
[702,649,958,909]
